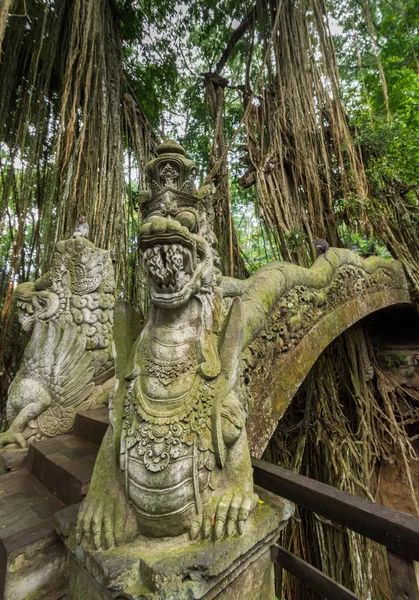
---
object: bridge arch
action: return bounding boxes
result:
[245,252,411,457]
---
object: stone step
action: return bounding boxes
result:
[0,408,110,599]
[0,407,109,476]
[26,434,99,507]
[0,468,67,600]
[25,407,109,507]
[73,406,109,446]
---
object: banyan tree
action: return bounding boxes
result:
[0,0,418,598]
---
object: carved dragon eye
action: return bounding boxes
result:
[176,210,197,232]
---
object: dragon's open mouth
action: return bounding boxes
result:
[143,242,194,294]
[141,230,210,306]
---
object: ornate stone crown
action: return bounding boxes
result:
[139,140,198,217]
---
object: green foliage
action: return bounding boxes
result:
[117,0,419,267]
[118,0,248,155]
[383,353,408,371]
[339,227,391,258]
[332,0,419,187]
[285,229,307,255]
[231,180,277,271]
[354,116,419,189]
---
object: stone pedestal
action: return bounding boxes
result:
[56,488,293,600]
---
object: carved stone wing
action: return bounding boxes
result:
[21,320,95,406]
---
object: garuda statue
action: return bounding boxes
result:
[77,141,262,546]
[0,236,115,449]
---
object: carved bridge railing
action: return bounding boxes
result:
[252,458,419,600]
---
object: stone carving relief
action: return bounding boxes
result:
[0,236,115,449]
[241,262,406,411]
[77,140,407,549]
[244,264,402,369]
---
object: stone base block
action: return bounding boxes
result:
[2,534,67,600]
[57,488,293,600]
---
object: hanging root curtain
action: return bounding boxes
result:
[205,1,419,598]
[0,0,156,413]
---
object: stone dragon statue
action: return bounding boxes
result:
[76,140,407,548]
[77,141,262,546]
[0,237,115,449]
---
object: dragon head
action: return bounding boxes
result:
[15,279,60,332]
[139,141,218,308]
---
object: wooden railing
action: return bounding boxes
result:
[252,457,419,600]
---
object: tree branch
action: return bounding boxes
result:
[215,3,257,75]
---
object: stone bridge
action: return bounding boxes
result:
[0,246,412,600]
[242,248,410,457]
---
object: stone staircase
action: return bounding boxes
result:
[0,407,109,600]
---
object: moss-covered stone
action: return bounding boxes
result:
[58,488,292,600]
[246,288,411,457]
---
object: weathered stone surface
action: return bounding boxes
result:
[245,287,411,457]
[59,488,292,599]
[213,548,274,600]
[112,300,144,377]
[77,141,261,547]
[77,140,410,554]
[0,468,66,600]
[0,448,28,473]
[0,237,116,450]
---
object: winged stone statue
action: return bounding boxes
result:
[0,236,115,448]
[0,320,107,448]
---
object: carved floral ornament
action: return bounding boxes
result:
[139,140,199,219]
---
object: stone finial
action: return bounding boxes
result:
[139,140,198,217]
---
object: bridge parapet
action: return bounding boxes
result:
[241,249,410,456]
